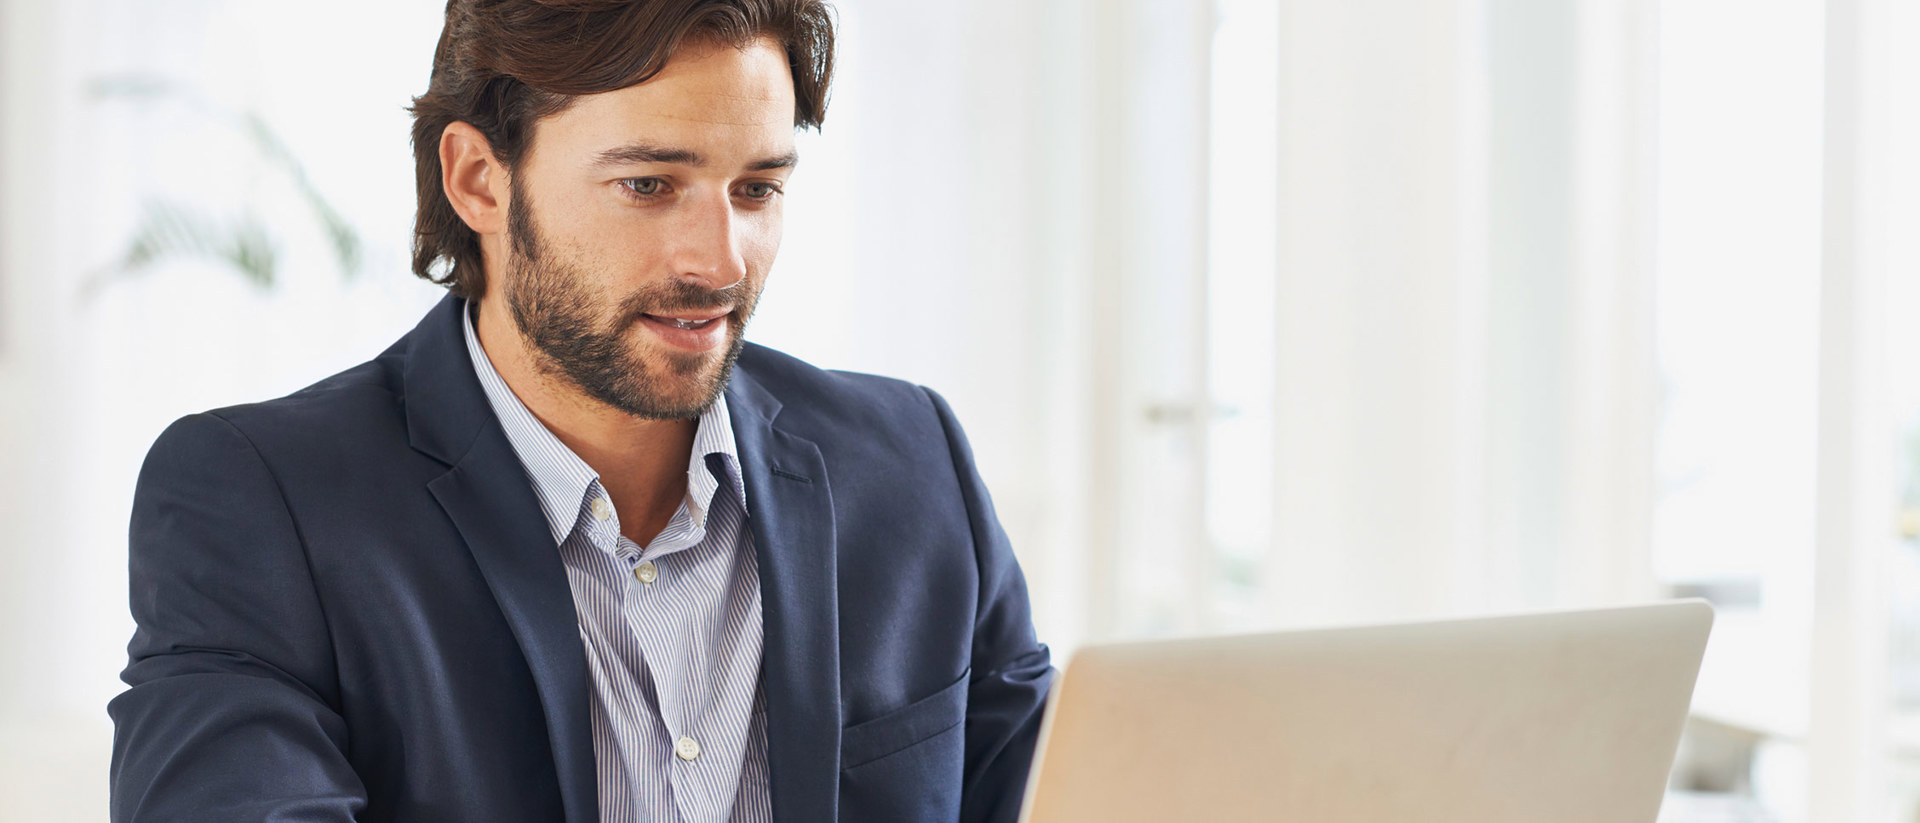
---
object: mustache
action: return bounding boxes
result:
[612,279,749,327]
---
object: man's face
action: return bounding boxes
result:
[499,37,797,420]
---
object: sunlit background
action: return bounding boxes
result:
[3,0,1918,820]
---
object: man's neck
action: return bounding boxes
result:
[474,298,696,547]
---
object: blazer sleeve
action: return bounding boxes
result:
[109,413,367,822]
[922,388,1056,823]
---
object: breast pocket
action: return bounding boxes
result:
[839,668,970,821]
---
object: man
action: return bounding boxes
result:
[107,1,1052,821]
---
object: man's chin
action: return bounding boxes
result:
[603,355,735,420]
[579,326,744,419]
[594,385,720,421]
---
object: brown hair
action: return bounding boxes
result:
[408,0,836,298]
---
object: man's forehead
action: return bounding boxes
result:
[551,110,797,172]
[542,39,797,159]
[593,88,793,128]
[605,39,791,119]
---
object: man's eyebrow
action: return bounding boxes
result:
[746,150,800,171]
[592,143,799,172]
[594,143,703,167]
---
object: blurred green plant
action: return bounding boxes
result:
[81,74,362,296]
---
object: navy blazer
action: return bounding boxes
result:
[109,295,1053,822]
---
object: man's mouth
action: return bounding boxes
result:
[640,310,729,331]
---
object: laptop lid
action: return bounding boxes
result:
[1017,601,1714,823]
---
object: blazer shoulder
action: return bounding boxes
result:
[185,343,409,456]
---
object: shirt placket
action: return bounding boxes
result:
[589,481,730,823]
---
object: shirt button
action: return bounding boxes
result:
[589,497,612,521]
[633,561,658,585]
[675,736,701,761]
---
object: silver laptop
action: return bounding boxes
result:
[1017,601,1714,823]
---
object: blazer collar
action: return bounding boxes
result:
[401,294,493,467]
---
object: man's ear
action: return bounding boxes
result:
[439,121,509,236]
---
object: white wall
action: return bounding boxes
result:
[1,1,108,819]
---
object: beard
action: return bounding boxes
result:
[502,175,759,420]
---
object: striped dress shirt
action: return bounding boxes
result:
[463,307,771,823]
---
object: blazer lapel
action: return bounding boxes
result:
[728,360,843,823]
[405,296,599,823]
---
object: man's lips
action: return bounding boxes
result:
[639,308,732,330]
[634,309,732,350]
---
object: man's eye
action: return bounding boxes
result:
[622,178,665,196]
[741,182,780,199]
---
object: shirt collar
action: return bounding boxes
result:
[461,300,747,547]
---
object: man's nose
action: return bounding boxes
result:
[666,190,748,291]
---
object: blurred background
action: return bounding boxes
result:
[2,0,1917,819]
